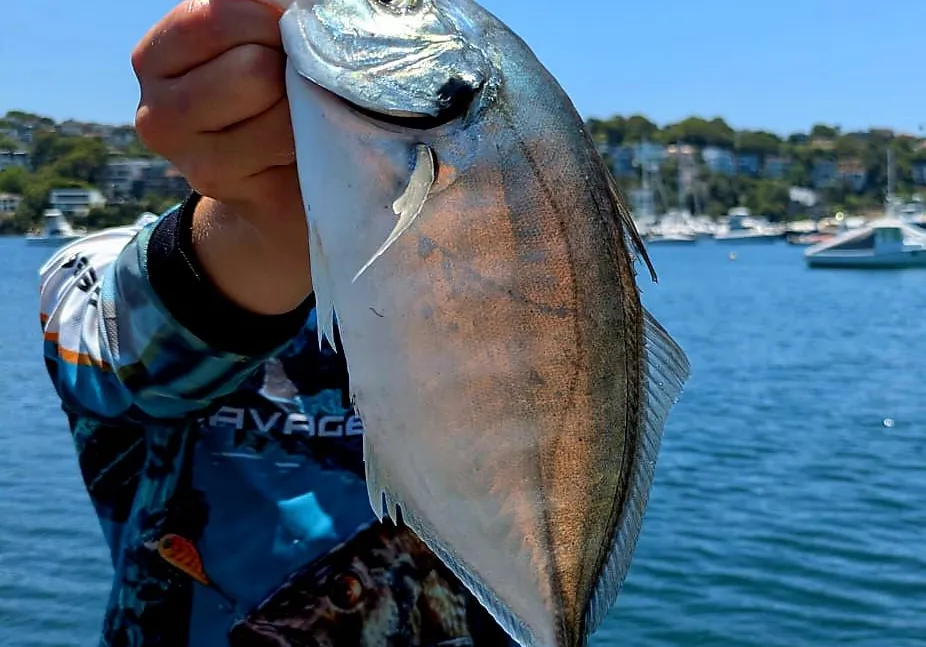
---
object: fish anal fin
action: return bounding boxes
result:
[308,219,338,352]
[361,433,539,647]
[584,308,689,634]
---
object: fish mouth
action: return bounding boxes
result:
[318,76,480,131]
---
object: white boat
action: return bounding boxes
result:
[641,146,704,246]
[714,207,785,244]
[804,214,926,269]
[805,149,926,269]
[646,231,698,245]
[25,209,85,247]
[645,212,700,245]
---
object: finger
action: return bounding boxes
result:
[181,98,296,198]
[133,0,284,80]
[140,44,285,136]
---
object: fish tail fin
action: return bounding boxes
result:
[585,308,690,636]
[308,218,338,352]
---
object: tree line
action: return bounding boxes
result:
[588,115,924,219]
[2,111,922,234]
[0,112,170,235]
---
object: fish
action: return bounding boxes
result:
[264,1,691,645]
[228,520,514,646]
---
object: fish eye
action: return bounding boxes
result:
[327,572,365,610]
[373,0,419,12]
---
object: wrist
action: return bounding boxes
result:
[191,195,312,316]
[146,195,312,356]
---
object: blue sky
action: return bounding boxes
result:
[1,0,923,135]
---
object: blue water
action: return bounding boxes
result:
[1,235,924,646]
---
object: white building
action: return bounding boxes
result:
[0,193,21,216]
[49,188,107,217]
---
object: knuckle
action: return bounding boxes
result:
[236,44,285,87]
[133,104,163,152]
[134,81,193,152]
[129,37,154,78]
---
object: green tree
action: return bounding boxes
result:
[735,130,782,156]
[748,180,790,218]
[13,168,87,227]
[0,134,20,151]
[52,137,109,183]
[810,124,840,139]
[662,117,735,148]
[0,166,28,194]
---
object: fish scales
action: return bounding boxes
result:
[268,0,690,645]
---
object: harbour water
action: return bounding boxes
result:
[1,235,924,646]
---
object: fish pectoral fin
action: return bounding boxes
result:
[585,309,690,635]
[352,144,436,283]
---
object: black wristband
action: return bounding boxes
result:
[146,191,314,356]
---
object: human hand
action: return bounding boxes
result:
[132,0,311,315]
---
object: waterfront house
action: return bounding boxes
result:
[49,188,107,218]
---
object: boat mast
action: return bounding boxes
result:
[677,140,685,212]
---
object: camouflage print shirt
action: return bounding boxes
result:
[38,193,515,647]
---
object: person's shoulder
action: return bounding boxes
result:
[38,208,178,280]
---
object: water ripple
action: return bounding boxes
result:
[2,239,926,646]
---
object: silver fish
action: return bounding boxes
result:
[268,0,691,645]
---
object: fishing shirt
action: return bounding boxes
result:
[38,193,514,647]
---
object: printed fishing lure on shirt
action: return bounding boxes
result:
[262,1,691,645]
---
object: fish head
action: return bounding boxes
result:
[278,0,495,128]
[275,0,505,351]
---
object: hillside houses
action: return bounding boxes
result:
[0,111,192,220]
[100,158,191,202]
[599,139,926,198]
[2,113,137,151]
[0,150,29,172]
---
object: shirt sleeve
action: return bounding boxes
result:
[39,193,313,422]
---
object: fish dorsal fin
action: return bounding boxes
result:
[584,308,690,636]
[353,143,436,283]
[605,168,658,283]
